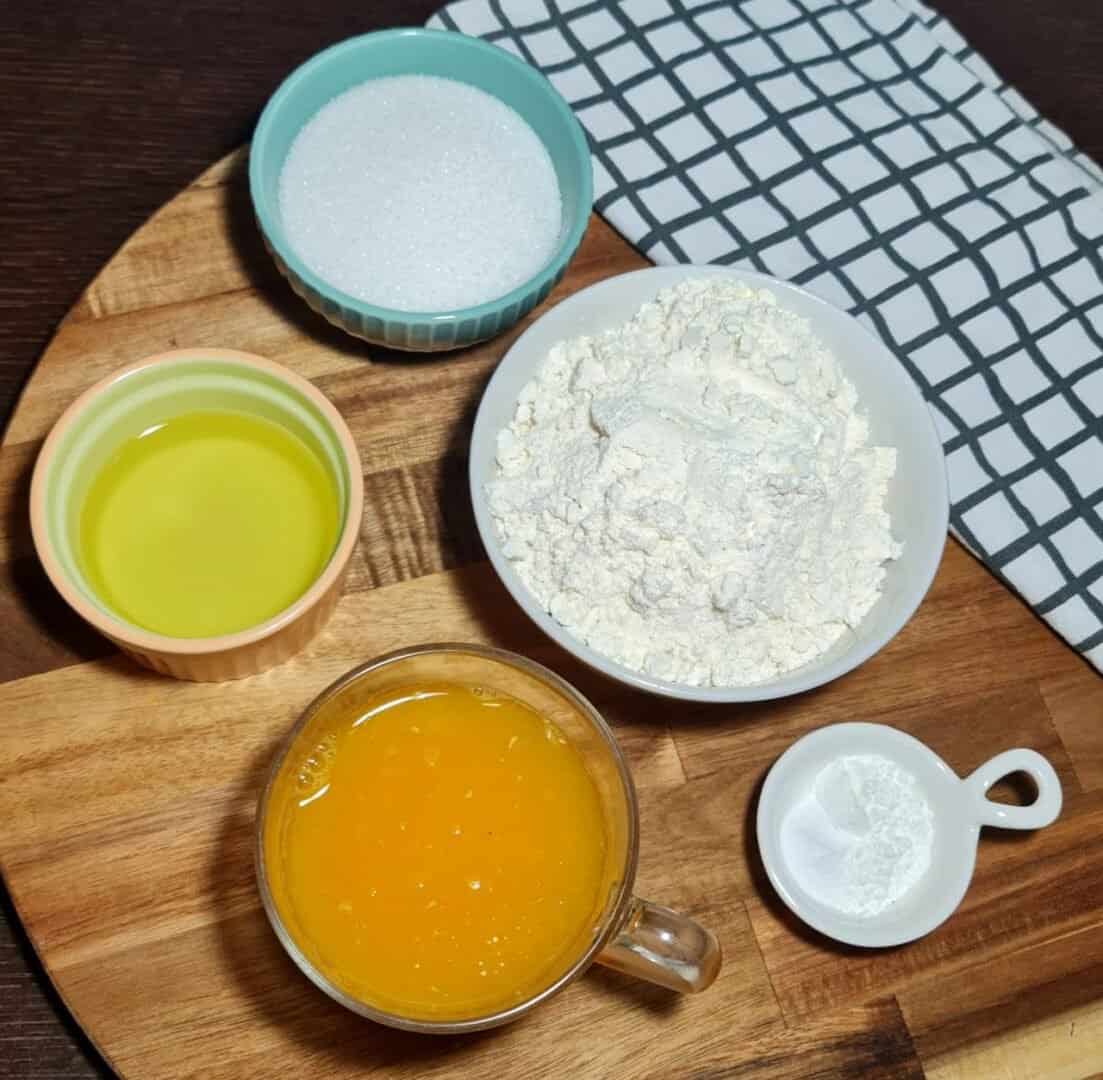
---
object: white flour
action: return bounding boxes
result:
[779,754,935,917]
[488,277,902,687]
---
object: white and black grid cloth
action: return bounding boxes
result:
[431,0,1103,673]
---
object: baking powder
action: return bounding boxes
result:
[488,277,902,687]
[780,753,934,918]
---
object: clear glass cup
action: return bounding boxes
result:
[255,643,722,1033]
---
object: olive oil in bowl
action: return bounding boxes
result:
[79,409,340,638]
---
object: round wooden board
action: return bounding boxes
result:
[1,151,1103,1080]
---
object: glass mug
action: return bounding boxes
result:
[256,643,722,1033]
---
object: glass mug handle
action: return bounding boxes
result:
[597,897,722,993]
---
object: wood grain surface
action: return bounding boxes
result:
[2,1,1103,1077]
[3,144,1103,1078]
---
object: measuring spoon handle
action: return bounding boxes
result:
[965,748,1062,830]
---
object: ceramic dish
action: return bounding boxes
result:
[249,28,592,351]
[756,722,1063,947]
[468,265,949,703]
[30,348,364,681]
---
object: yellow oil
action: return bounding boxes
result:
[79,409,340,638]
[263,681,612,1022]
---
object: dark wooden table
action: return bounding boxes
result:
[1,2,1101,1076]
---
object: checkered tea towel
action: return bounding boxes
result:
[429,0,1103,673]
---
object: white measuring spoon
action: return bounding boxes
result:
[756,722,1063,947]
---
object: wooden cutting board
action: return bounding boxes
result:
[1,148,1101,1080]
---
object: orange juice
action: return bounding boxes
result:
[263,680,613,1021]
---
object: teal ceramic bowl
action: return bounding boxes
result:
[250,28,593,352]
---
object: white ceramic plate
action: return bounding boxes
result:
[468,266,949,703]
[756,722,1062,946]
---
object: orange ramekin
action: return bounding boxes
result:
[29,348,363,681]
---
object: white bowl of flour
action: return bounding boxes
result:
[469,266,948,702]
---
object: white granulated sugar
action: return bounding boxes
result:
[488,278,902,687]
[779,753,934,917]
[278,74,561,313]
